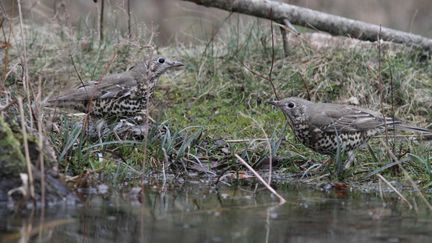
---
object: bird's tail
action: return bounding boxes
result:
[394,124,432,140]
[44,97,88,113]
[395,124,431,133]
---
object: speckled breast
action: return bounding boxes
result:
[312,132,366,155]
[91,96,148,117]
[292,123,312,146]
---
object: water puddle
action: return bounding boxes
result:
[1,183,432,242]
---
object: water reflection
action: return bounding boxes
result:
[1,183,432,243]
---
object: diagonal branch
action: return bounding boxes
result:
[182,0,432,50]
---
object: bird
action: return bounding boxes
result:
[47,56,184,118]
[269,97,431,173]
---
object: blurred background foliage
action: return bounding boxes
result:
[1,0,432,46]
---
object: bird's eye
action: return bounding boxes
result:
[158,58,165,64]
[287,102,295,108]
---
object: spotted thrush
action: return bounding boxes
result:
[47,56,183,118]
[269,97,431,170]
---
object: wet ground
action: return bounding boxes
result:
[1,181,432,243]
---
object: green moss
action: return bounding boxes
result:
[0,116,26,177]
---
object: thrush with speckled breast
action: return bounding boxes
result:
[269,97,431,167]
[47,56,183,118]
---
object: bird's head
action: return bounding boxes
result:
[148,56,184,79]
[268,97,311,126]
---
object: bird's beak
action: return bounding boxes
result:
[267,100,281,107]
[170,61,184,68]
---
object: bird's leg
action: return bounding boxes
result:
[134,110,155,124]
[112,119,126,141]
[334,131,345,178]
[125,110,153,137]
[334,151,357,180]
[344,151,356,169]
[95,118,107,143]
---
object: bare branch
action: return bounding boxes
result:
[182,0,432,50]
[235,154,286,204]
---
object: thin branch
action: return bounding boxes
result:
[389,65,397,153]
[161,148,168,191]
[70,55,84,84]
[141,52,155,174]
[279,19,300,57]
[376,173,412,209]
[36,77,45,208]
[279,24,289,58]
[127,0,131,38]
[18,97,35,203]
[17,0,28,91]
[268,16,279,100]
[182,0,432,50]
[240,62,271,82]
[239,112,273,185]
[99,0,105,43]
[377,25,390,150]
[17,0,33,127]
[235,154,286,204]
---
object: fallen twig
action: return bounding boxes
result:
[182,0,432,50]
[376,173,412,209]
[18,97,35,202]
[235,154,286,204]
[268,15,279,100]
[99,0,105,42]
[239,112,273,184]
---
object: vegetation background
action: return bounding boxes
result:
[0,0,431,195]
[2,0,432,44]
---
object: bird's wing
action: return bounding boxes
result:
[49,72,138,102]
[310,104,398,133]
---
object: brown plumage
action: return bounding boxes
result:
[47,56,183,118]
[269,97,431,160]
